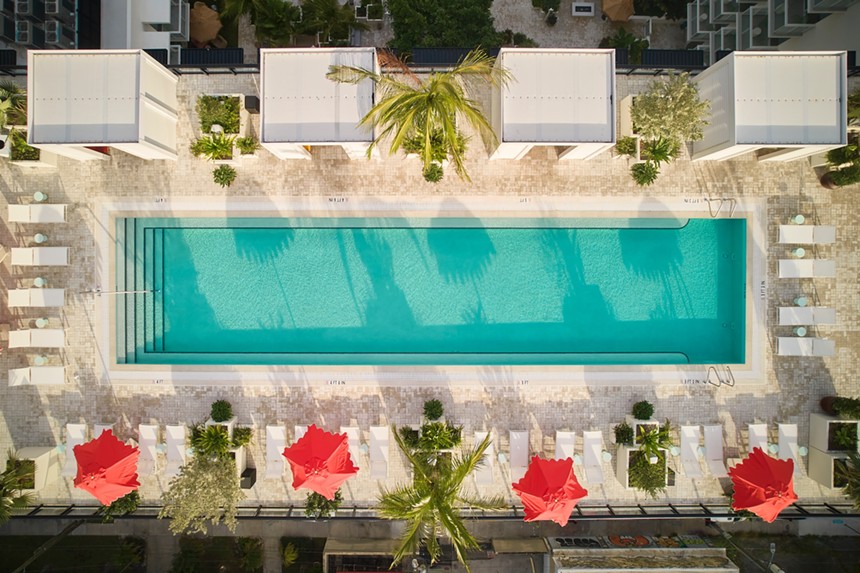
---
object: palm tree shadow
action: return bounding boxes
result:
[232,227,295,264]
[351,229,416,329]
[427,199,496,284]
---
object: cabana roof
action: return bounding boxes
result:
[260,48,377,145]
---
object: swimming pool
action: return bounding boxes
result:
[115,217,746,366]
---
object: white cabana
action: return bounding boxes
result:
[490,48,616,161]
[27,50,180,161]
[692,51,848,161]
[260,48,378,160]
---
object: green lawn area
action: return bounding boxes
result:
[0,536,145,573]
[281,537,326,573]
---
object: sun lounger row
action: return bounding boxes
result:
[745,422,801,475]
[8,288,64,307]
[777,225,835,245]
[778,259,835,278]
[8,366,65,386]
[778,306,836,325]
[10,247,68,266]
[777,337,835,356]
[8,204,67,223]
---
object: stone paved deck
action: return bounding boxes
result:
[0,68,859,512]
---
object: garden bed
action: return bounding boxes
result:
[281,537,326,573]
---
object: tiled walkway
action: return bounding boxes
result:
[1,70,859,512]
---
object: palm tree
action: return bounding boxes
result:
[221,0,259,23]
[378,428,505,571]
[327,49,510,182]
[1,454,36,526]
[253,0,302,47]
[301,0,367,46]
[0,81,26,130]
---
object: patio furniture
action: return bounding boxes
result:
[265,425,287,479]
[8,288,64,307]
[11,247,69,266]
[777,337,835,357]
[778,259,835,278]
[778,424,801,476]
[8,204,67,223]
[369,426,389,479]
[138,424,159,475]
[778,225,836,244]
[8,366,65,386]
[340,426,361,470]
[555,430,576,460]
[582,430,605,484]
[704,425,727,477]
[165,425,188,477]
[748,423,769,454]
[778,307,837,325]
[61,423,87,477]
[8,329,65,348]
[680,425,703,478]
[473,431,494,485]
[509,431,529,482]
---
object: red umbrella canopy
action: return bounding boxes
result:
[729,447,798,523]
[73,430,140,506]
[282,424,358,500]
[512,456,588,527]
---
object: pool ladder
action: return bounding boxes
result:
[707,365,735,387]
[704,198,737,218]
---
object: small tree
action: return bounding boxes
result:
[631,400,654,420]
[305,489,343,519]
[99,490,140,523]
[159,455,245,535]
[1,452,35,526]
[631,72,710,143]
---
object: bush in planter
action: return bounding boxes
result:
[637,421,673,462]
[232,426,253,448]
[641,136,680,163]
[1,453,36,525]
[615,136,638,157]
[631,400,654,420]
[833,423,859,451]
[837,452,860,509]
[599,28,649,65]
[630,161,660,186]
[9,130,40,161]
[398,426,421,449]
[191,133,236,161]
[423,162,445,183]
[614,421,634,446]
[213,165,238,188]
[828,164,860,188]
[627,450,667,498]
[833,397,860,419]
[4,456,35,490]
[631,72,709,143]
[236,136,260,155]
[424,399,444,421]
[196,95,240,134]
[305,489,343,519]
[419,421,462,451]
[192,425,231,458]
[99,490,140,522]
[210,400,234,422]
[235,537,264,573]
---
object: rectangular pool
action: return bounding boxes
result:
[115,217,746,365]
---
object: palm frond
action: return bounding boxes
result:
[326,64,381,85]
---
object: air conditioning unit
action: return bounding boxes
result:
[571,2,595,16]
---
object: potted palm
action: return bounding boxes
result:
[616,422,673,497]
[810,412,859,453]
[627,400,659,445]
[9,448,58,494]
[205,400,237,439]
[191,133,237,164]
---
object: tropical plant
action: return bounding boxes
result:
[615,136,638,157]
[378,428,505,571]
[0,80,26,129]
[417,421,462,452]
[222,0,260,23]
[500,29,539,47]
[827,164,860,187]
[282,542,299,568]
[399,426,421,449]
[614,421,634,446]
[192,425,232,458]
[424,399,445,421]
[213,165,238,188]
[637,421,674,462]
[305,489,343,519]
[848,89,860,128]
[9,130,40,161]
[159,455,245,534]
[833,397,860,419]
[196,95,240,133]
[600,28,649,64]
[1,452,36,526]
[631,73,710,143]
[837,451,860,509]
[99,490,140,522]
[826,141,859,167]
[235,537,264,573]
[191,133,236,161]
[630,161,660,186]
[628,451,667,498]
[834,424,859,451]
[232,426,253,448]
[236,136,260,155]
[387,0,513,54]
[301,0,367,45]
[641,136,680,163]
[327,49,510,182]
[211,399,234,422]
[253,0,303,47]
[632,400,654,420]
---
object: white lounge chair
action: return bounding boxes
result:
[555,430,575,460]
[680,425,703,478]
[777,337,835,357]
[8,204,67,223]
[748,423,769,454]
[582,431,605,484]
[369,426,389,479]
[8,288,65,307]
[11,247,69,266]
[94,424,114,438]
[340,426,361,470]
[8,366,65,386]
[778,307,837,326]
[778,424,801,476]
[294,425,308,443]
[473,431,494,485]
[165,425,188,477]
[509,431,529,482]
[265,425,287,479]
[778,259,836,278]
[703,425,727,477]
[62,423,87,477]
[778,225,836,245]
[8,329,65,348]
[138,424,159,475]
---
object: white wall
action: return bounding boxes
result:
[779,5,860,54]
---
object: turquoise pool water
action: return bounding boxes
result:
[115,217,746,365]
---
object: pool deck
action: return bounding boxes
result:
[1,70,859,511]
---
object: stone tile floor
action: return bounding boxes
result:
[0,70,858,511]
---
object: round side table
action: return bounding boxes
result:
[34,233,48,244]
[792,247,806,258]
[35,318,49,329]
[33,277,47,288]
[34,355,48,366]
[792,214,805,225]
[794,296,808,307]
[33,191,48,202]
[794,326,808,337]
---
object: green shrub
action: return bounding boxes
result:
[632,400,654,420]
[4,456,35,490]
[305,489,343,519]
[196,95,240,133]
[191,133,236,161]
[232,426,253,448]
[838,452,860,509]
[600,28,649,64]
[9,130,40,161]
[627,450,667,498]
[825,142,859,167]
[282,542,299,568]
[192,425,231,458]
[829,164,860,187]
[615,136,638,157]
[614,422,634,446]
[424,399,444,420]
[213,165,238,188]
[545,9,558,25]
[419,421,462,450]
[99,491,140,522]
[423,163,444,183]
[637,420,674,461]
[631,73,709,143]
[834,397,860,419]
[641,136,680,164]
[211,400,233,422]
[235,136,260,155]
[235,537,264,573]
[398,426,421,449]
[500,29,539,47]
[834,424,859,451]
[630,161,660,186]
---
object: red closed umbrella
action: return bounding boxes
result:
[283,424,358,500]
[729,447,798,523]
[73,430,140,505]
[512,456,588,527]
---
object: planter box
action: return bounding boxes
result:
[808,446,851,488]
[809,413,859,452]
[616,445,668,489]
[627,416,660,445]
[199,94,244,135]
[206,417,237,439]
[15,447,58,493]
[10,149,59,168]
[229,446,247,478]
